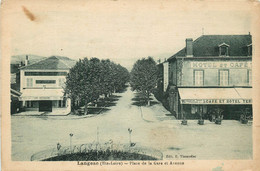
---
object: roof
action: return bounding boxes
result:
[20,56,76,70]
[11,54,46,65]
[168,35,252,60]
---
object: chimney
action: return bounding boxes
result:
[25,55,29,66]
[186,38,193,57]
[19,61,23,67]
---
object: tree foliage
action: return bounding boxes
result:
[64,57,129,109]
[130,57,158,105]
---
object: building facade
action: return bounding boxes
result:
[161,35,252,119]
[11,88,22,114]
[19,56,76,114]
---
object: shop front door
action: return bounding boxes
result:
[39,101,52,112]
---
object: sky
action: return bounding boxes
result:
[6,0,253,70]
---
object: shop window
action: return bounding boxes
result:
[58,99,66,107]
[26,101,38,108]
[26,78,33,87]
[26,101,30,108]
[219,70,229,86]
[194,70,204,86]
[248,70,252,86]
[219,43,229,56]
[58,100,62,107]
[191,105,207,114]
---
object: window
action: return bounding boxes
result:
[219,70,229,86]
[26,78,33,87]
[36,80,56,84]
[58,100,66,107]
[248,70,252,86]
[219,43,229,56]
[191,105,207,114]
[194,70,204,86]
[25,72,67,76]
[26,101,37,108]
[26,101,31,108]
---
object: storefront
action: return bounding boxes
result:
[178,87,252,119]
[20,88,71,113]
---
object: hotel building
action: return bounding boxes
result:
[159,34,252,119]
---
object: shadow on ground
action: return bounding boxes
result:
[131,92,159,107]
[88,108,111,114]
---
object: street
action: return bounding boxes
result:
[12,87,252,161]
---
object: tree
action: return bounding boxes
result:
[65,58,100,111]
[64,57,129,113]
[130,57,158,106]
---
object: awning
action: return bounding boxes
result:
[20,89,64,101]
[179,88,252,105]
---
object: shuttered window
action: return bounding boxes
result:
[26,78,33,87]
[219,70,229,86]
[194,70,204,86]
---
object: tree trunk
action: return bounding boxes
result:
[84,101,88,115]
[147,92,150,106]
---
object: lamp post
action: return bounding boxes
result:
[69,133,73,154]
[128,128,132,147]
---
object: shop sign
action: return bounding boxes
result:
[190,61,252,69]
[181,99,252,104]
[20,96,63,100]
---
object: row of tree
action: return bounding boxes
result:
[64,57,130,110]
[130,57,158,106]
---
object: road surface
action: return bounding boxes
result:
[12,87,252,160]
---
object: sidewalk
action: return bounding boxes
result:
[139,94,176,123]
[13,111,46,116]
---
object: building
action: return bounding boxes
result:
[19,56,76,114]
[11,88,22,114]
[160,34,252,119]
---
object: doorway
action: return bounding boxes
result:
[39,101,52,112]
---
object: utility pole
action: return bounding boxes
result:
[97,127,99,144]
[69,133,73,154]
[128,128,132,147]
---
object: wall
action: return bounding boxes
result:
[178,58,252,87]
[163,62,169,92]
[20,70,68,91]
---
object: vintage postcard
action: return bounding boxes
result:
[1,0,260,170]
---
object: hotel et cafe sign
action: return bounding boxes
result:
[190,61,252,69]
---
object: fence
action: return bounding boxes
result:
[31,143,163,161]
